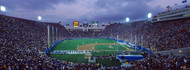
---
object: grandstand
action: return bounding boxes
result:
[0,1,190,70]
[1,13,190,69]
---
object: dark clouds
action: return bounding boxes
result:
[0,0,183,25]
[87,0,153,22]
[0,0,76,10]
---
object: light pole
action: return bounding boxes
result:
[117,35,119,53]
[141,35,143,51]
[135,35,137,51]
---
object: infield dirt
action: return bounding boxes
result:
[77,43,134,52]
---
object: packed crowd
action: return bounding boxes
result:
[131,53,190,70]
[1,45,189,70]
[69,30,108,38]
[104,19,190,51]
[0,15,190,69]
[0,15,71,69]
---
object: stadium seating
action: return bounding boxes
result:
[103,20,190,51]
[0,15,190,69]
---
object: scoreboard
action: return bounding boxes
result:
[73,21,79,27]
[83,23,88,27]
[92,21,98,26]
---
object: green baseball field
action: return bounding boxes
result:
[50,39,136,66]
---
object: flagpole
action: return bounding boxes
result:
[47,25,50,48]
[117,35,118,53]
[131,34,133,43]
[52,26,54,44]
[141,35,143,51]
[56,27,58,41]
[135,34,137,51]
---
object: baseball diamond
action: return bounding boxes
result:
[50,38,136,66]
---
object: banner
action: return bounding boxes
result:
[73,21,79,27]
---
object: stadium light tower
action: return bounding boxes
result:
[148,13,152,18]
[38,16,42,20]
[0,5,6,12]
[126,17,130,22]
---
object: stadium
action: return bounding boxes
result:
[0,0,190,70]
[49,38,141,66]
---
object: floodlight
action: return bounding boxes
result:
[38,16,42,20]
[0,6,6,12]
[126,17,129,22]
[148,13,152,18]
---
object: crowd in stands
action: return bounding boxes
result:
[69,30,108,38]
[104,19,190,51]
[122,53,190,69]
[0,15,71,69]
[0,14,190,69]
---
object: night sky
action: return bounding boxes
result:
[0,0,189,25]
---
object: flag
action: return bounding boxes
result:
[182,0,187,3]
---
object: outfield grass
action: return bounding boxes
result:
[50,38,136,66]
[51,39,117,51]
